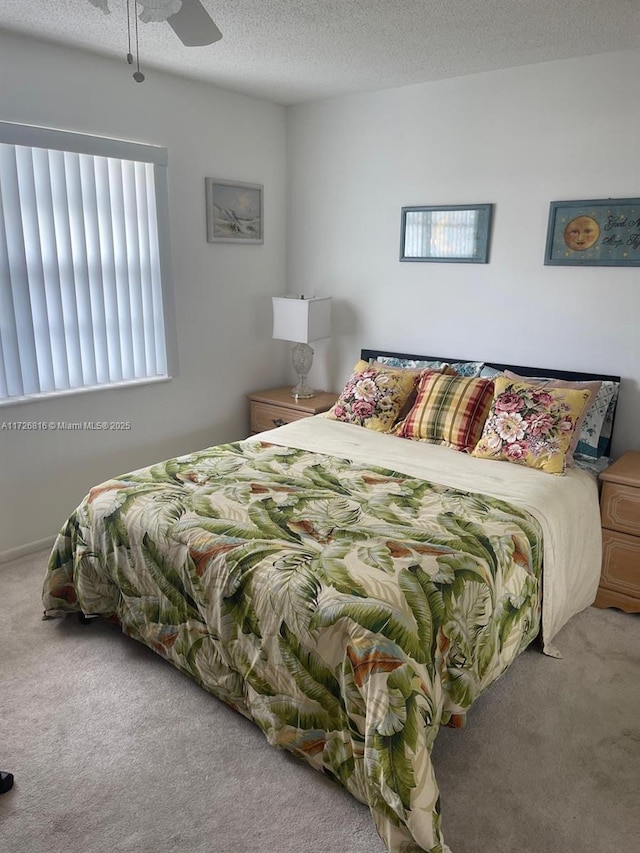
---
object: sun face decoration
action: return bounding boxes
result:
[563,215,600,251]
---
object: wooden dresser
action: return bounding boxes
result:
[595,451,640,612]
[247,387,338,435]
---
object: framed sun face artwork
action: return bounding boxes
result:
[545,198,640,266]
[205,178,263,244]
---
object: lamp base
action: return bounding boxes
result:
[290,342,315,399]
[290,382,314,399]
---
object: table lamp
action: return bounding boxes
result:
[272,296,331,398]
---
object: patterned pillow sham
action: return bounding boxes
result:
[573,455,612,476]
[396,373,494,451]
[472,377,592,475]
[371,360,426,377]
[479,365,503,379]
[326,360,418,432]
[449,361,484,378]
[596,383,620,456]
[503,370,601,467]
[575,380,619,460]
[371,361,459,380]
[375,356,484,377]
[375,356,444,370]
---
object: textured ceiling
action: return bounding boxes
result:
[1,0,639,105]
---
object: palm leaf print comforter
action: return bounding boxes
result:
[43,439,543,853]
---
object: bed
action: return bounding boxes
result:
[42,349,621,853]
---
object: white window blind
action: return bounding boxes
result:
[404,209,479,259]
[0,121,174,404]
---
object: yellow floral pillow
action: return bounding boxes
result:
[472,377,592,474]
[326,360,418,432]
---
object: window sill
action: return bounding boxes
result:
[0,375,172,408]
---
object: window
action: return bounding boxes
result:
[0,121,175,405]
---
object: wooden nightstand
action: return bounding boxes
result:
[247,387,338,435]
[595,451,640,612]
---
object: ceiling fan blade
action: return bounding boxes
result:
[167,0,222,46]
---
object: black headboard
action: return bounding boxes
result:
[361,348,622,455]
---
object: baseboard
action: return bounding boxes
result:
[0,536,56,565]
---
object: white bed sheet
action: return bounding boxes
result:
[253,416,602,657]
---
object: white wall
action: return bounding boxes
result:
[0,32,288,557]
[287,50,640,457]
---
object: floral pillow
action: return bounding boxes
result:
[326,360,418,432]
[503,370,601,467]
[472,377,592,474]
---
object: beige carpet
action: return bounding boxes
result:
[1,550,639,853]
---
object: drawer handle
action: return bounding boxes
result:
[272,417,286,427]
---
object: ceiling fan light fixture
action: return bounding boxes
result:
[136,0,183,23]
[84,0,222,81]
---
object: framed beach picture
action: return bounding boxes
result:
[400,203,493,263]
[544,198,640,266]
[205,178,263,244]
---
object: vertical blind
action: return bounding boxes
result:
[0,122,172,403]
[404,209,479,259]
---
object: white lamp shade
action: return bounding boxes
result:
[272,296,331,344]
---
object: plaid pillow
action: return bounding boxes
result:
[397,373,494,451]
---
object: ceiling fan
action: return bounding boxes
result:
[88,0,223,49]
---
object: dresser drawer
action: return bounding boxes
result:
[250,401,309,434]
[600,481,640,536]
[600,528,640,598]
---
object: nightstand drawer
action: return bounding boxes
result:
[601,481,640,536]
[601,528,640,597]
[250,401,310,434]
